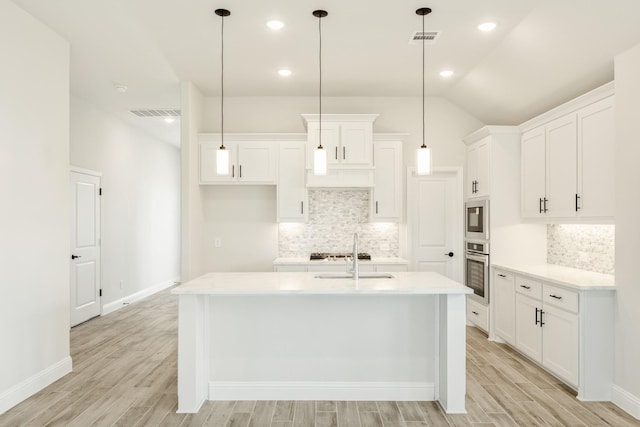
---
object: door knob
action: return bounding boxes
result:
[71,254,82,259]
[444,252,454,257]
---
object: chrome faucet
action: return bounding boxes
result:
[352,232,359,280]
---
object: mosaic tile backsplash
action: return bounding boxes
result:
[547,224,615,275]
[278,190,399,257]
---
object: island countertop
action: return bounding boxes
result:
[171,271,472,295]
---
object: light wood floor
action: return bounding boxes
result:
[1,288,638,427]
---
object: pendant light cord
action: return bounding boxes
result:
[318,14,323,149]
[421,12,426,149]
[220,14,225,150]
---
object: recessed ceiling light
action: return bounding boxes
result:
[266,20,285,30]
[478,22,496,32]
[440,70,454,78]
[278,69,292,77]
[164,117,175,123]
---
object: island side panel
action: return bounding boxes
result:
[438,293,467,414]
[177,294,209,413]
[207,294,437,400]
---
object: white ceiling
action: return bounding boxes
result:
[12,0,640,146]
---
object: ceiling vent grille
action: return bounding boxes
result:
[409,30,441,45]
[130,109,181,117]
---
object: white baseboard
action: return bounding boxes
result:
[612,384,640,420]
[102,277,179,316]
[208,381,435,401]
[0,356,72,415]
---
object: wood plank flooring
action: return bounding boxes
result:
[1,288,638,426]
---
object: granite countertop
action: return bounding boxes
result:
[273,257,409,265]
[171,271,472,295]
[491,263,615,291]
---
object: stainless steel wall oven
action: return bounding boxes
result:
[465,241,489,304]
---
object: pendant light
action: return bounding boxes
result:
[215,8,230,175]
[416,7,433,175]
[312,10,328,176]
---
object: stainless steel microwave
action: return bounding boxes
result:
[465,199,489,241]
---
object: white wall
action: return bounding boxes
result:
[0,0,71,413]
[613,43,640,418]
[195,95,482,271]
[70,96,181,307]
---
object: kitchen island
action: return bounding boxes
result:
[171,272,472,414]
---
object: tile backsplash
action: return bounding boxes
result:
[547,224,615,275]
[278,190,399,257]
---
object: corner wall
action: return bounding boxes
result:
[613,43,640,419]
[70,96,181,309]
[0,1,71,413]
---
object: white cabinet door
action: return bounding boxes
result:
[278,143,307,222]
[465,145,478,199]
[237,142,276,183]
[475,138,490,198]
[201,141,237,183]
[515,293,542,363]
[542,304,579,386]
[372,140,402,222]
[493,269,515,345]
[577,96,614,218]
[307,122,340,167]
[521,127,546,218]
[545,114,577,217]
[341,122,373,165]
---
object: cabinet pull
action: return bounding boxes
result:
[540,310,545,326]
[232,164,235,178]
[539,197,543,213]
[301,201,304,214]
[520,285,531,290]
[239,165,242,178]
[543,197,548,213]
[575,193,581,212]
[343,146,346,160]
[535,307,540,325]
[498,273,506,278]
[335,147,338,160]
[475,181,479,194]
[472,311,479,316]
[549,294,562,300]
[375,201,378,214]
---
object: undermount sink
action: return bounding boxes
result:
[314,272,394,279]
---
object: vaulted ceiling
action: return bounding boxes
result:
[13,0,640,145]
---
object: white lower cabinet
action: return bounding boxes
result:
[493,267,613,399]
[467,297,489,333]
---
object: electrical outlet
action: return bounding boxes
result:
[214,238,222,248]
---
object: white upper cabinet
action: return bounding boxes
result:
[466,136,490,199]
[277,142,307,222]
[199,134,277,185]
[302,114,377,169]
[520,83,614,220]
[371,138,402,222]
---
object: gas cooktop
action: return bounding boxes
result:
[310,252,371,261]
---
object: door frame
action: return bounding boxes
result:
[406,166,464,281]
[70,165,103,320]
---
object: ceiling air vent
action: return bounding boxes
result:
[409,30,441,45]
[130,109,181,118]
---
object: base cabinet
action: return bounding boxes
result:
[515,293,543,362]
[467,297,489,333]
[542,304,579,386]
[493,269,515,345]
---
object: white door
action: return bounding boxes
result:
[70,170,101,326]
[407,168,463,281]
[521,127,546,218]
[515,293,542,363]
[545,114,577,218]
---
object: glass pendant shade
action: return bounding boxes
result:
[216,147,229,175]
[313,147,327,175]
[416,145,432,175]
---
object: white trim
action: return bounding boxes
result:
[462,126,520,145]
[519,81,614,132]
[70,166,102,177]
[102,278,179,316]
[301,113,379,125]
[208,381,435,401]
[612,385,640,420]
[199,133,306,143]
[373,133,409,141]
[0,356,72,415]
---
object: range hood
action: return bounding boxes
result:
[306,166,375,188]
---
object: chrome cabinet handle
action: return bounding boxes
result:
[549,294,562,300]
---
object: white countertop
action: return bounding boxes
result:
[492,263,615,290]
[273,257,409,265]
[171,271,472,295]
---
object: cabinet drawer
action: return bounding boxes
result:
[467,298,489,332]
[494,269,515,283]
[543,284,579,313]
[515,276,542,299]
